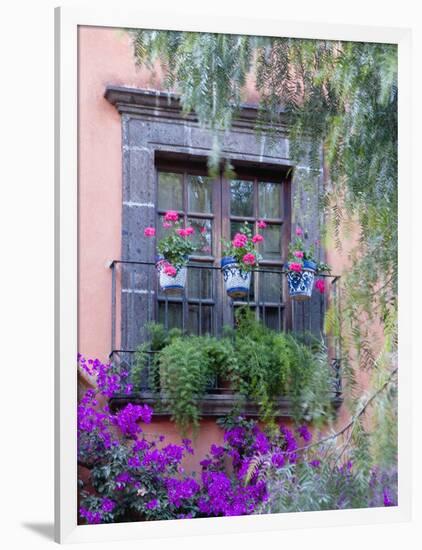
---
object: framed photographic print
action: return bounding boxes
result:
[55,5,411,544]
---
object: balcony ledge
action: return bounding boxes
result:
[109,391,343,418]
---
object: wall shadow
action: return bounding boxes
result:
[21,522,54,541]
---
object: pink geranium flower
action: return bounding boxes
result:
[252,234,264,243]
[257,220,267,229]
[315,279,325,293]
[232,233,248,248]
[289,262,302,272]
[295,227,303,236]
[164,210,179,222]
[200,226,207,234]
[184,227,195,236]
[163,263,177,277]
[144,227,156,237]
[162,221,172,229]
[294,250,304,259]
[176,228,188,237]
[243,253,256,265]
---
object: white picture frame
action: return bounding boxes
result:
[55,5,412,543]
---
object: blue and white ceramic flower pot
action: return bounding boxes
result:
[221,256,251,298]
[287,260,317,301]
[156,258,187,294]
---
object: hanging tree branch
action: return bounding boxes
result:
[285,366,398,457]
[245,367,397,485]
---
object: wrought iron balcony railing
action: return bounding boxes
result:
[108,259,342,415]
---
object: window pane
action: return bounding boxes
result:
[188,266,213,299]
[156,214,166,242]
[259,182,281,219]
[157,172,183,212]
[188,218,212,256]
[188,175,212,213]
[259,306,283,331]
[158,302,183,330]
[260,224,281,260]
[188,305,213,335]
[259,268,283,302]
[230,180,254,217]
[230,220,253,239]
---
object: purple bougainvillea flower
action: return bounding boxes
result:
[280,426,298,463]
[112,403,153,437]
[210,444,225,458]
[166,477,200,507]
[79,508,102,524]
[383,488,394,507]
[145,499,159,510]
[252,427,270,454]
[271,452,285,468]
[101,498,116,513]
[224,426,246,448]
[297,425,312,442]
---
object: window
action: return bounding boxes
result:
[106,87,337,409]
[155,160,291,336]
[156,168,216,335]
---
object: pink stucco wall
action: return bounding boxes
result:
[78,26,163,360]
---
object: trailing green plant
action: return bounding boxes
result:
[157,335,234,433]
[229,308,334,425]
[133,323,182,393]
[133,309,335,431]
[134,325,237,432]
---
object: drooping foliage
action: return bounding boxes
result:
[130,30,398,474]
[131,30,397,316]
[134,310,335,431]
[132,30,259,172]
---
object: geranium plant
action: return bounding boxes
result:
[285,227,331,300]
[288,227,330,271]
[144,211,197,277]
[287,227,331,294]
[221,221,263,272]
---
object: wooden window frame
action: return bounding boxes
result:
[155,157,292,335]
